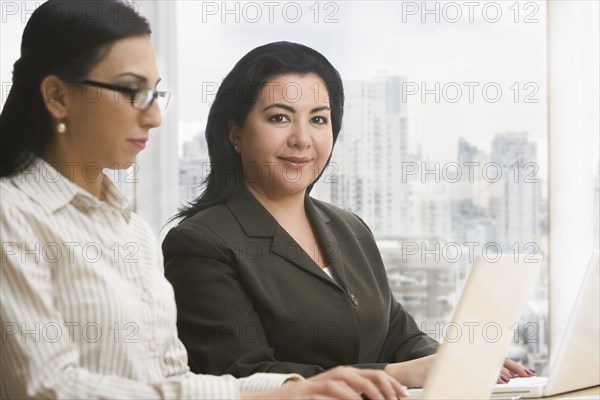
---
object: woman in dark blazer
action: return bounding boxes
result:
[162,41,534,388]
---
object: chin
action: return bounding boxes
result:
[111,156,138,170]
[279,181,311,195]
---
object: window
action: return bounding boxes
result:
[2,0,597,376]
[172,0,550,371]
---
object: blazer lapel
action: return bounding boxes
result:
[225,185,341,288]
[225,184,277,238]
[304,196,349,291]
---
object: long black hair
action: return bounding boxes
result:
[0,0,151,177]
[175,41,345,221]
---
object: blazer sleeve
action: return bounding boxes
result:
[351,212,439,363]
[378,292,439,363]
[162,223,327,378]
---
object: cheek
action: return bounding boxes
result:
[316,132,334,157]
[97,98,136,124]
[312,135,333,173]
[243,125,279,153]
[69,105,135,154]
[91,101,136,129]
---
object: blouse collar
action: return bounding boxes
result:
[11,158,131,222]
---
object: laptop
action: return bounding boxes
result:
[408,255,540,399]
[492,250,600,398]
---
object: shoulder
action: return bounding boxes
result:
[1,177,33,210]
[0,178,51,250]
[168,203,233,237]
[1,179,22,222]
[162,203,234,254]
[0,176,44,227]
[183,202,233,230]
[309,196,374,238]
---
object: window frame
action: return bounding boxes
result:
[547,0,600,359]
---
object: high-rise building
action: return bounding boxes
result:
[489,132,541,252]
[409,168,453,239]
[451,138,494,244]
[321,74,409,237]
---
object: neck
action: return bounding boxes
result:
[43,148,105,201]
[244,182,306,221]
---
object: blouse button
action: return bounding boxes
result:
[350,293,359,306]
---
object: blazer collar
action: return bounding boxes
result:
[224,184,278,237]
[305,195,348,289]
[225,184,332,237]
[225,185,346,289]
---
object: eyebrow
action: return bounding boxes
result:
[263,103,331,114]
[115,72,162,86]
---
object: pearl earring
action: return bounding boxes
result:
[57,121,67,134]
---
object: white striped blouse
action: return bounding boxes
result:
[0,158,299,399]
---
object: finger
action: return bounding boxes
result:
[363,370,410,400]
[386,374,410,398]
[356,370,401,400]
[307,395,345,400]
[331,368,391,400]
[319,367,409,400]
[518,368,536,377]
[318,380,362,400]
[345,373,386,400]
[498,366,512,384]
[500,366,514,379]
[503,360,520,377]
[284,379,359,400]
[504,359,532,377]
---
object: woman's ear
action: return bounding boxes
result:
[40,75,70,119]
[228,120,241,152]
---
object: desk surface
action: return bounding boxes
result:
[546,386,599,399]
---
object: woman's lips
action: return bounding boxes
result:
[278,156,311,168]
[128,139,148,150]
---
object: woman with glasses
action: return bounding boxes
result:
[0,1,407,399]
[75,79,171,114]
[162,41,537,388]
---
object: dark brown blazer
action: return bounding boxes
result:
[162,185,437,377]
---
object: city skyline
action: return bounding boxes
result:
[0,1,554,177]
[173,1,550,177]
[179,74,549,244]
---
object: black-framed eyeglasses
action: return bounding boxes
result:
[77,79,171,112]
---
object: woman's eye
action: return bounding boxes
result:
[132,91,149,106]
[119,82,141,92]
[114,83,139,101]
[268,114,290,123]
[311,116,328,125]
